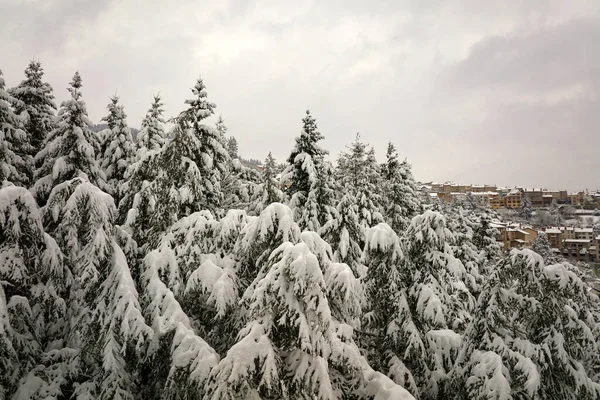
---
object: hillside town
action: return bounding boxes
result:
[423,181,600,265]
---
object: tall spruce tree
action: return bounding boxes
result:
[283,110,334,231]
[226,137,238,160]
[318,193,366,277]
[451,250,600,400]
[337,134,383,228]
[9,60,57,177]
[99,96,135,205]
[248,152,285,215]
[0,182,70,397]
[519,192,533,221]
[0,69,29,187]
[177,76,229,212]
[28,73,149,399]
[135,94,166,160]
[382,142,421,233]
[31,72,104,206]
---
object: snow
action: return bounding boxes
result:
[363,370,415,400]
[466,351,512,400]
[365,223,403,257]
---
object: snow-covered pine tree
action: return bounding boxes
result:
[207,241,416,400]
[140,237,220,399]
[282,110,331,231]
[40,177,152,399]
[531,231,556,263]
[0,182,70,398]
[337,134,383,228]
[226,137,238,160]
[472,212,503,263]
[121,76,227,249]
[318,192,366,278]
[361,223,415,387]
[99,96,135,205]
[9,60,57,182]
[362,211,475,398]
[451,250,600,400]
[519,191,533,221]
[0,69,30,187]
[175,76,229,212]
[143,209,248,356]
[248,152,285,215]
[234,202,302,291]
[382,142,422,233]
[135,94,167,160]
[445,206,485,295]
[31,72,105,206]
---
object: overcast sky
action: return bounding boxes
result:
[2,0,599,191]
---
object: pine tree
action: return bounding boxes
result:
[99,96,135,205]
[451,250,600,400]
[208,241,416,400]
[248,152,285,215]
[41,178,152,399]
[337,134,383,228]
[31,72,104,206]
[283,110,333,231]
[0,69,29,187]
[362,211,476,399]
[135,94,166,160]
[234,203,302,290]
[472,212,503,262]
[382,142,421,233]
[318,193,366,278]
[0,182,70,397]
[226,137,238,159]
[176,76,229,212]
[361,223,421,396]
[531,231,555,263]
[519,192,533,221]
[446,206,485,295]
[122,76,229,249]
[9,60,57,176]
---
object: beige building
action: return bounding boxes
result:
[505,189,522,209]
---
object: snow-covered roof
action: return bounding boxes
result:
[564,239,591,243]
[513,239,526,243]
[543,194,554,198]
[508,189,521,195]
[575,228,593,233]
[545,228,561,234]
[508,229,529,235]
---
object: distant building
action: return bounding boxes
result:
[505,189,522,209]
[569,191,585,206]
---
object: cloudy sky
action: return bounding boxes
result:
[2,0,599,191]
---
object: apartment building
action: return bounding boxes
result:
[492,221,537,250]
[505,189,521,209]
[569,192,585,206]
[545,228,562,249]
[489,193,503,209]
[424,182,586,210]
[541,226,597,263]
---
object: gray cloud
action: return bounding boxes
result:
[1,0,599,191]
